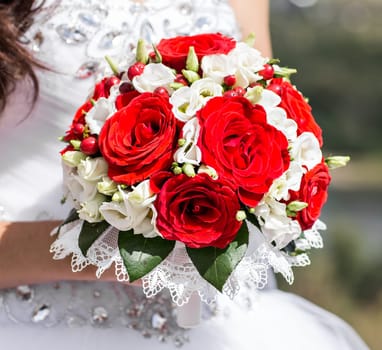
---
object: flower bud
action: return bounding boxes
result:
[236,210,247,221]
[136,38,149,64]
[325,156,350,169]
[182,69,201,84]
[274,66,297,79]
[182,163,196,177]
[186,46,199,72]
[70,140,81,150]
[286,201,308,217]
[197,165,218,180]
[245,86,263,104]
[62,151,86,167]
[97,176,118,196]
[151,44,162,63]
[172,166,183,175]
[244,32,256,47]
[178,138,186,147]
[105,55,119,75]
[112,191,124,202]
[170,82,186,90]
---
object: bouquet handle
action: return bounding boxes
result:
[176,292,201,328]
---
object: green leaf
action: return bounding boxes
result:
[56,208,79,235]
[186,221,249,292]
[118,230,175,282]
[79,220,110,256]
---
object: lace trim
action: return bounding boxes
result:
[50,220,325,306]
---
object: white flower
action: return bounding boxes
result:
[173,117,201,165]
[291,132,322,170]
[77,157,108,181]
[255,196,301,249]
[257,89,281,109]
[228,43,267,87]
[201,54,235,84]
[268,162,304,201]
[78,193,106,223]
[170,78,223,122]
[99,180,158,238]
[61,151,86,168]
[133,63,175,93]
[85,98,115,135]
[266,107,298,141]
[64,172,98,206]
[97,176,118,196]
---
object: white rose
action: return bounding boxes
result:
[133,63,175,93]
[77,157,108,181]
[173,117,201,165]
[201,54,235,84]
[99,181,158,237]
[85,98,115,135]
[78,193,106,223]
[290,132,322,170]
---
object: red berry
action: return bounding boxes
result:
[80,136,99,156]
[249,82,262,88]
[104,76,121,94]
[259,64,275,80]
[223,75,236,86]
[223,90,238,98]
[119,82,134,94]
[127,62,146,81]
[234,86,246,96]
[153,86,169,97]
[268,83,283,95]
[174,74,188,86]
[72,123,85,136]
[149,51,156,60]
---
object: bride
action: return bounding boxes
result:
[0,0,369,349]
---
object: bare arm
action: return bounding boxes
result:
[0,221,125,289]
[230,0,272,57]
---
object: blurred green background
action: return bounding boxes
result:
[270,0,382,348]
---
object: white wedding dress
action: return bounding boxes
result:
[0,1,369,349]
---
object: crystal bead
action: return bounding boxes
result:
[93,289,101,298]
[32,304,50,322]
[75,61,100,79]
[178,3,193,16]
[78,12,102,28]
[15,285,33,302]
[98,30,123,50]
[56,24,87,45]
[92,306,108,325]
[195,16,212,31]
[152,312,167,330]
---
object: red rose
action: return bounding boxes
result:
[156,33,236,72]
[99,93,180,185]
[268,78,323,146]
[115,90,140,110]
[289,162,331,230]
[197,96,290,207]
[154,173,242,249]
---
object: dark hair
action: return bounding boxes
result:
[0,0,46,112]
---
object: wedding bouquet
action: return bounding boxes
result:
[51,33,348,306]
